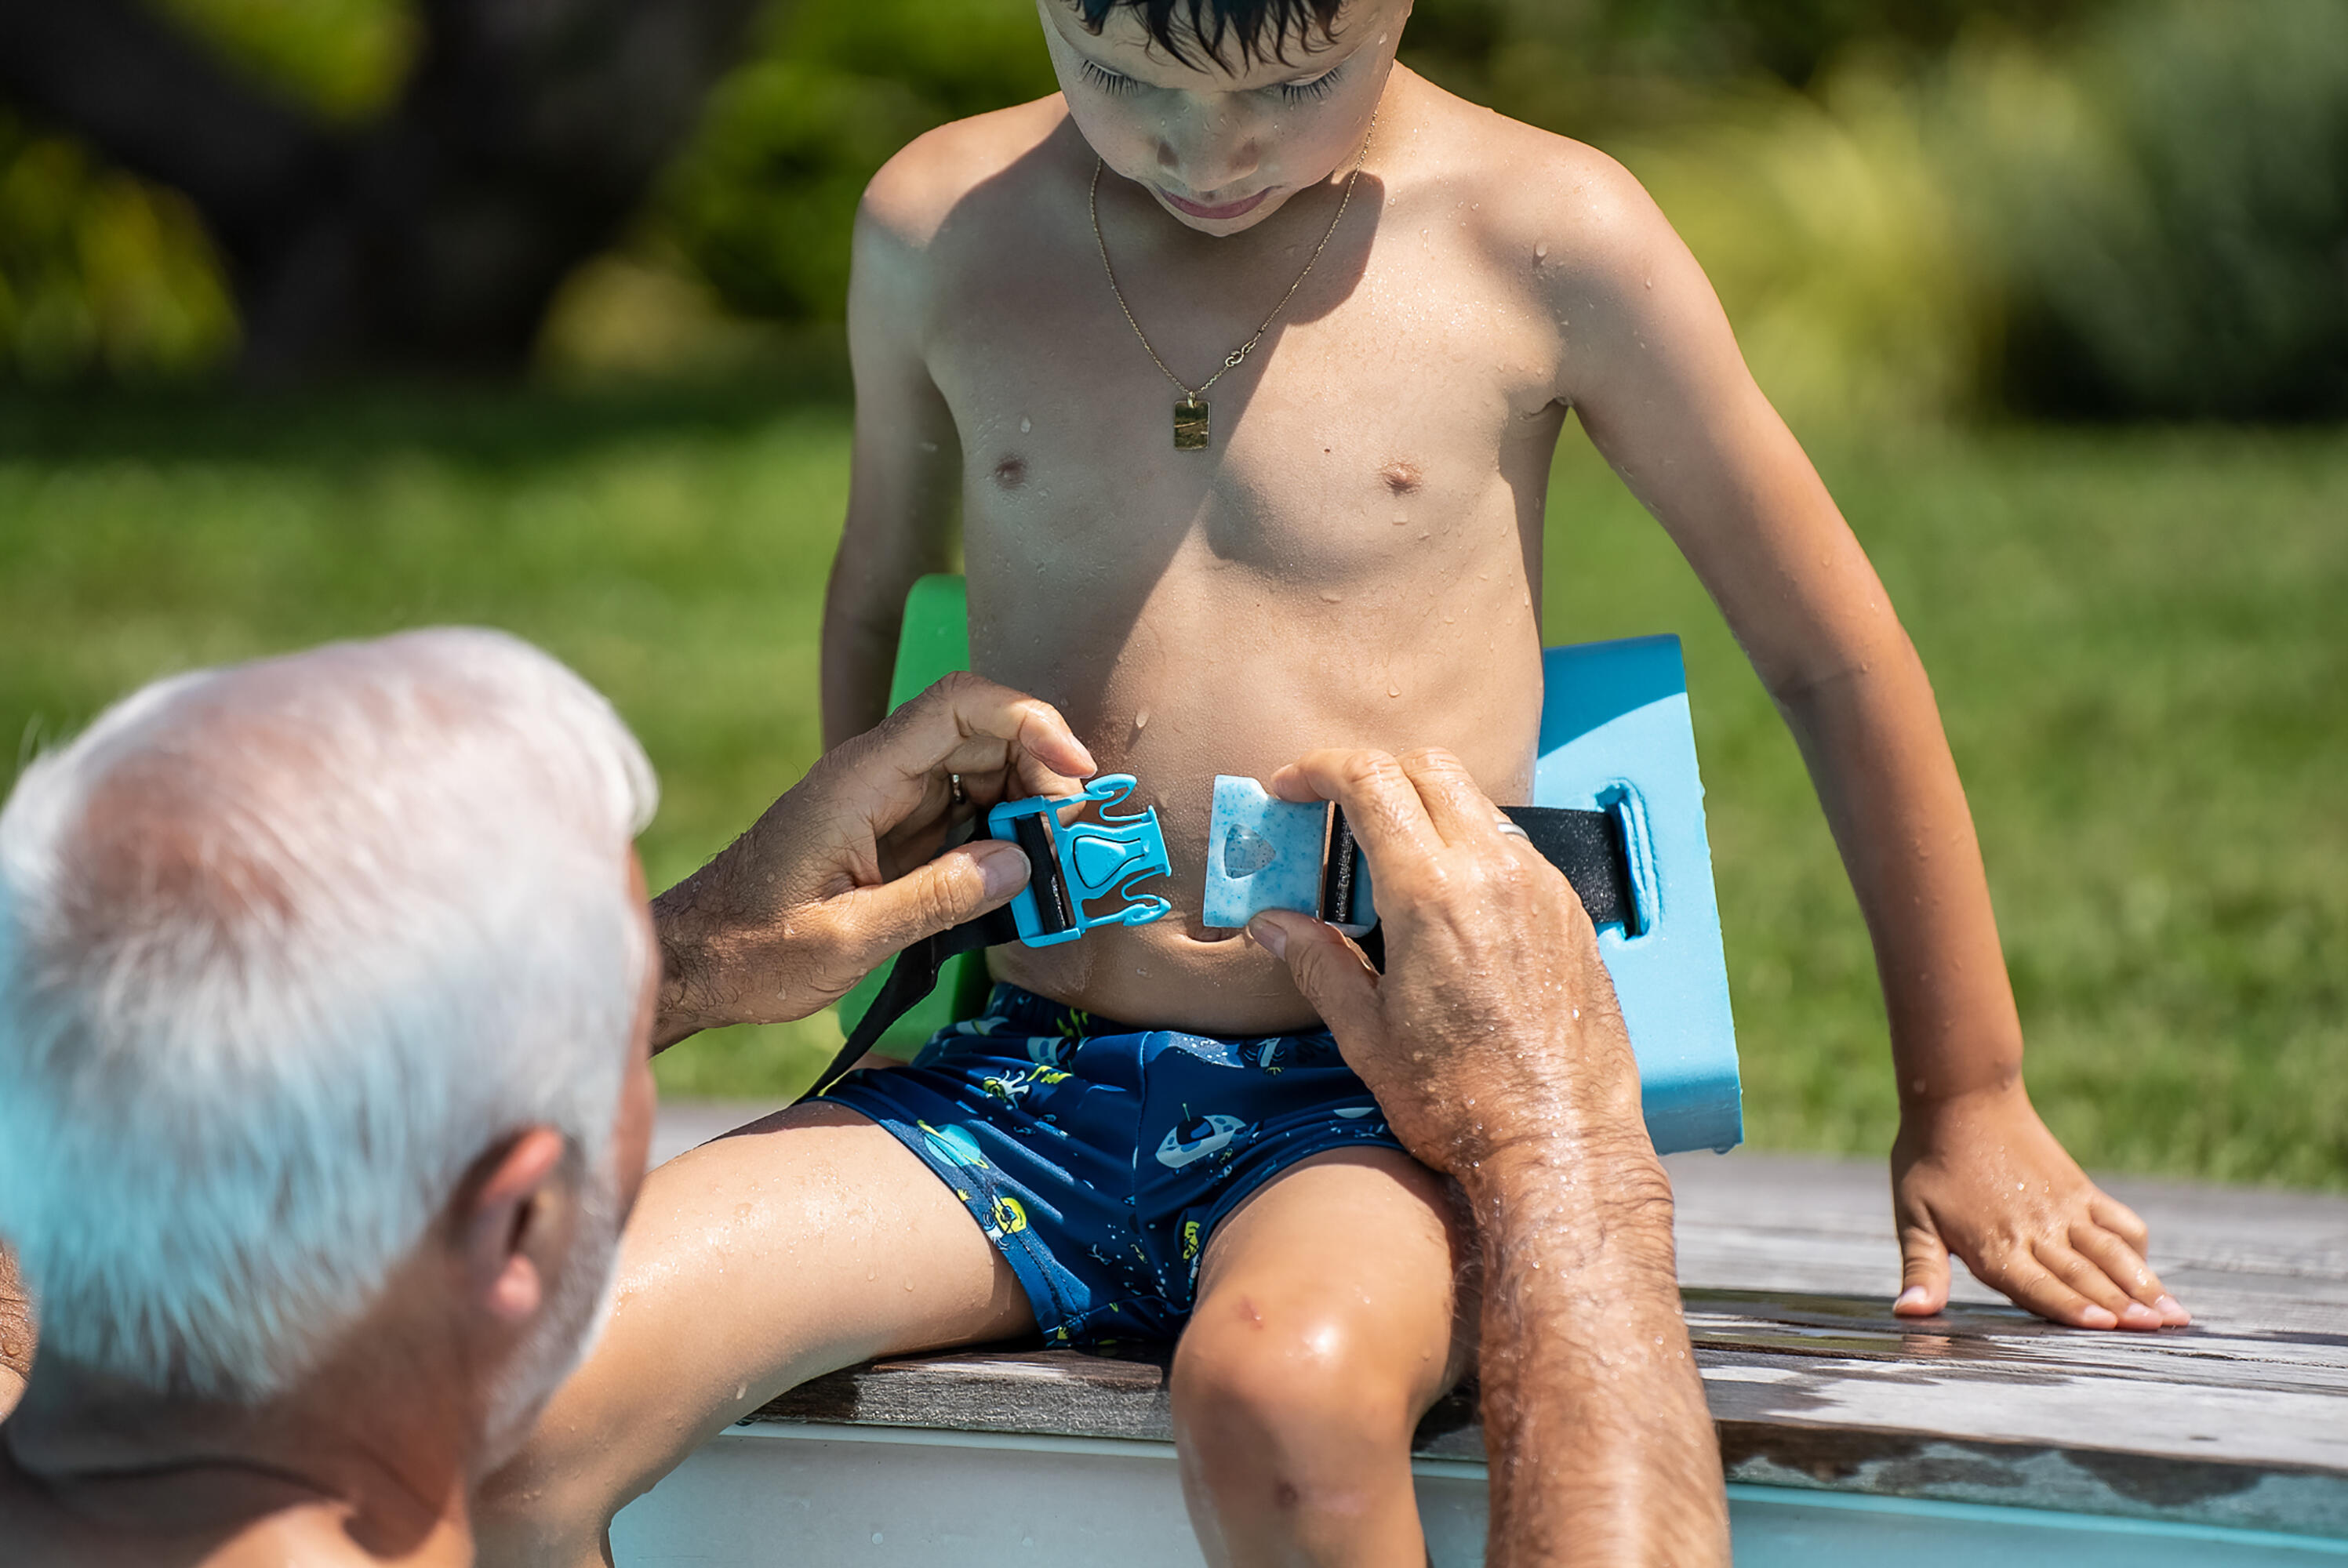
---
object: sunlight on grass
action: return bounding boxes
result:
[3,390,2341,1180]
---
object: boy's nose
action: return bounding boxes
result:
[1156,103,1266,199]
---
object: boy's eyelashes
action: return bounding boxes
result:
[1076,56,1345,103]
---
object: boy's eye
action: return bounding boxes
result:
[1277,66,1341,103]
[1081,59,1140,96]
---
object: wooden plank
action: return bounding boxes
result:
[740,1151,2348,1538]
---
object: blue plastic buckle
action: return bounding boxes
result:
[987,774,1174,948]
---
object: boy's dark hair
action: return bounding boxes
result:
[1074,0,1349,71]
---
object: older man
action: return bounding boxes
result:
[0,632,1723,1566]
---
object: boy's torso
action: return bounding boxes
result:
[909,75,1583,1032]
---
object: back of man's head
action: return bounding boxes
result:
[0,630,657,1403]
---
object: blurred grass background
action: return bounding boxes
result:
[4,394,2341,1183]
[2,0,2343,1182]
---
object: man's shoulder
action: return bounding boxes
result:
[0,1448,392,1567]
[859,96,1076,253]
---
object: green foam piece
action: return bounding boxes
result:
[838,575,983,1058]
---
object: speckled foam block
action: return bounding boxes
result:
[1205,776,1332,929]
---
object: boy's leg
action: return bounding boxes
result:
[1171,1148,1477,1568]
[475,1102,1033,1568]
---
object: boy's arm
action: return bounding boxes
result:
[820,156,965,751]
[1543,158,2183,1331]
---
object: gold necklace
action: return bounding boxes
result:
[1090,118,1374,451]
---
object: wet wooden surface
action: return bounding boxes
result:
[731,1143,2348,1538]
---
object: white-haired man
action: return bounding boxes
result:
[0,630,1106,1566]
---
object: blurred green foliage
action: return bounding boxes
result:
[1970,0,2348,419]
[151,0,415,119]
[4,391,2340,1181]
[3,0,2344,419]
[0,112,239,382]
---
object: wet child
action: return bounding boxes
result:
[485,2,2190,1563]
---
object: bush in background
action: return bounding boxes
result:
[1966,0,2348,419]
[2,0,2343,419]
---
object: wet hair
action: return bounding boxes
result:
[1073,0,1349,71]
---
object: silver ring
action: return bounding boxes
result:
[949,774,967,805]
[1495,819,1530,841]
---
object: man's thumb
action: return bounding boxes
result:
[834,840,1029,967]
[1895,1216,1951,1317]
[1249,911,1378,1038]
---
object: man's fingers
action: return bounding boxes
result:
[1267,749,1445,877]
[1393,747,1505,847]
[1983,1250,2121,1330]
[826,839,1030,972]
[1249,910,1380,1046]
[877,673,1096,793]
[1894,1218,1951,1316]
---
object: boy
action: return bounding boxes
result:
[484,1,2188,1562]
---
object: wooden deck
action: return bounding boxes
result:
[623,1112,2348,1560]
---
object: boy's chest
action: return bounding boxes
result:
[925,221,1565,587]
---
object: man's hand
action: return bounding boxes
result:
[1893,1084,2188,1330]
[0,1243,31,1421]
[1247,746,1729,1568]
[1244,747,1646,1178]
[652,673,1094,1047]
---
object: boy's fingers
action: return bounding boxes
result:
[2068,1223,2170,1311]
[1249,911,1379,1044]
[1990,1252,2121,1330]
[2089,1192,2152,1253]
[2034,1240,2162,1329]
[1894,1220,1950,1316]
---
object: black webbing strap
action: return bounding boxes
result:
[805,800,1638,1101]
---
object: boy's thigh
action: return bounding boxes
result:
[1187,1147,1478,1411]
[499,1102,1030,1510]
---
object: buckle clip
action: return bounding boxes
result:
[1201,775,1376,936]
[987,774,1173,948]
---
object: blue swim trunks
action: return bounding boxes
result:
[818,983,1407,1348]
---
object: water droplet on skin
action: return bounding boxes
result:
[1020,416,1033,433]
[1391,514,1408,524]
[1387,684,1401,698]
[1134,710,1148,728]
[1536,241,1549,259]
[1321,589,1343,602]
[1644,278,1653,289]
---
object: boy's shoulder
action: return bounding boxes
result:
[856,96,1075,253]
[1394,74,1674,281]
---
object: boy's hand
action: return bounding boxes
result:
[1892,1084,2189,1331]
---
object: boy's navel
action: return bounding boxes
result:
[993,455,1027,489]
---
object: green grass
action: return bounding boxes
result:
[3,388,2342,1186]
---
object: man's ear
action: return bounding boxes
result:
[456,1127,570,1326]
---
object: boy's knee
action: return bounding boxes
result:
[1173,1289,1419,1462]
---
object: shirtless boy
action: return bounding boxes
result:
[482,0,2189,1562]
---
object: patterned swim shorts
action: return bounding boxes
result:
[818,983,1407,1347]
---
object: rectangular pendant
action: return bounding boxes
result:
[1173,398,1209,450]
